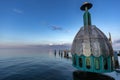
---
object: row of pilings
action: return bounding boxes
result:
[54,49,72,59]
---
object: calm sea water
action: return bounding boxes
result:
[0,48,120,80]
[0,49,75,80]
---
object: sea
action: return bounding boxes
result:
[0,48,120,80]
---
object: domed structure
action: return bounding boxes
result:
[71,2,116,73]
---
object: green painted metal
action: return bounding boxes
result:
[72,54,114,73]
[83,10,91,26]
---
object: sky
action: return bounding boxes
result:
[0,0,120,49]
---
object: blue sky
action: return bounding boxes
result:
[0,0,120,49]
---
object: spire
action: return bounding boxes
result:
[80,2,92,26]
[109,32,112,45]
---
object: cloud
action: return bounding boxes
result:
[13,8,23,14]
[114,39,120,44]
[50,25,63,31]
[113,43,120,50]
[113,39,120,50]
[42,22,63,31]
[49,25,71,33]
[64,30,71,33]
[40,21,71,32]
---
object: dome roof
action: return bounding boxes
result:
[71,25,113,57]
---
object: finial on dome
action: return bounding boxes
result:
[80,2,93,11]
[80,2,92,26]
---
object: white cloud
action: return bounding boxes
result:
[13,8,23,14]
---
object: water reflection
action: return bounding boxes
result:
[73,70,115,80]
